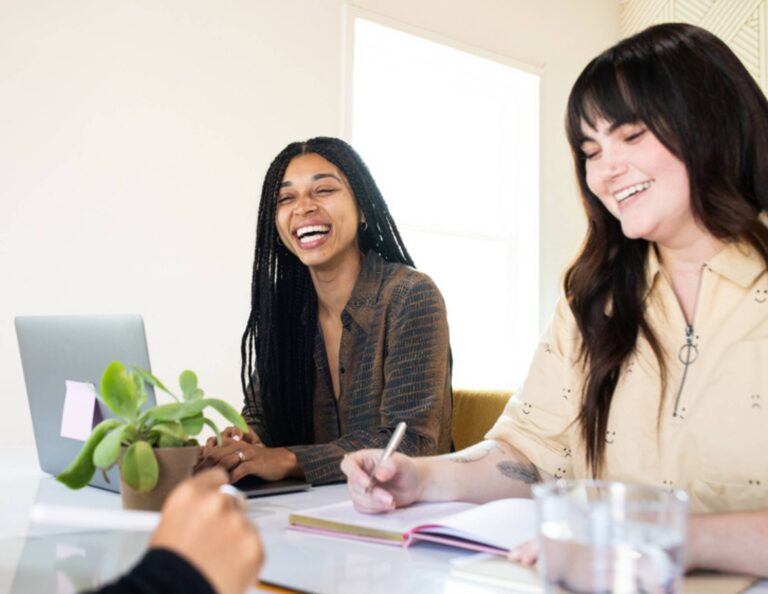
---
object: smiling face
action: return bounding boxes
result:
[275,153,363,271]
[580,118,704,248]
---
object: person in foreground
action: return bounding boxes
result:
[196,137,452,484]
[342,23,768,577]
[89,469,263,594]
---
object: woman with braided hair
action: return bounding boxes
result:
[196,137,452,484]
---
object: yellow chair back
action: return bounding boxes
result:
[451,389,513,451]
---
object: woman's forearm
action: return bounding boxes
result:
[687,510,768,576]
[415,440,551,504]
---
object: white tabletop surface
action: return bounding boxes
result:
[1,451,766,594]
[0,452,503,594]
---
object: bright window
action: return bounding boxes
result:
[350,17,539,390]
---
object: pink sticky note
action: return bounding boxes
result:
[60,380,99,441]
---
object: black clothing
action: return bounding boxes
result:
[85,548,214,594]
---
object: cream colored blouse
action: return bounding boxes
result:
[487,240,768,513]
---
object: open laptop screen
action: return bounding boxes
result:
[15,314,156,492]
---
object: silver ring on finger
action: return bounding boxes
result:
[237,450,246,463]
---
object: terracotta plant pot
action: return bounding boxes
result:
[120,446,200,511]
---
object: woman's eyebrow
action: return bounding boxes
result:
[311,173,342,182]
[279,172,343,189]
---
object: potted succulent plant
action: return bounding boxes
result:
[57,360,248,510]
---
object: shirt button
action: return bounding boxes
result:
[340,367,346,374]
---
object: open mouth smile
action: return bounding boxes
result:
[614,180,653,203]
[295,224,331,246]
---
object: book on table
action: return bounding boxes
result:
[287,497,538,554]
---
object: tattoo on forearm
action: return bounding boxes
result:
[448,443,504,464]
[496,460,542,484]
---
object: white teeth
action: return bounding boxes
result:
[296,225,331,243]
[615,181,652,202]
[297,225,329,238]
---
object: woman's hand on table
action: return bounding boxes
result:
[507,540,539,566]
[194,426,300,482]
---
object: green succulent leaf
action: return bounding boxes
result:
[93,424,131,470]
[155,428,187,448]
[100,361,140,420]
[150,422,188,447]
[179,370,204,401]
[152,424,189,448]
[56,419,123,489]
[204,398,249,432]
[133,372,148,410]
[180,413,204,436]
[141,400,208,424]
[202,417,222,446]
[121,441,159,492]
[131,366,179,402]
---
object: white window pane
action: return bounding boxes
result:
[404,231,515,389]
[352,17,539,389]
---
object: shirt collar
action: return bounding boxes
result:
[342,250,387,333]
[706,240,766,288]
[645,235,766,294]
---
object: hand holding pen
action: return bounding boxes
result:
[365,421,407,494]
[341,422,422,513]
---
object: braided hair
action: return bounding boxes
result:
[241,137,414,446]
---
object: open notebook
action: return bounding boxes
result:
[288,498,537,554]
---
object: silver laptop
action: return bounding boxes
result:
[15,315,156,492]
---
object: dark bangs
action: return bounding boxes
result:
[565,29,693,163]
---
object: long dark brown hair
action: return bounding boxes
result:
[564,23,768,474]
[241,137,413,447]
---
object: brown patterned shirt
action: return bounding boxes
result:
[242,250,453,484]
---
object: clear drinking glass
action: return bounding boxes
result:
[532,480,689,594]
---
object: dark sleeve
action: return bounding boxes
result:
[82,549,215,594]
[289,274,452,483]
[241,372,270,443]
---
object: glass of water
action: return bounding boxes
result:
[532,480,688,594]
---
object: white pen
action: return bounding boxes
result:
[365,421,407,494]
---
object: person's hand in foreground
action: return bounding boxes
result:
[340,449,423,513]
[150,468,264,594]
[507,540,538,566]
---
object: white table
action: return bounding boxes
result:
[1,458,766,594]
[0,461,500,594]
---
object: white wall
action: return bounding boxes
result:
[0,0,619,454]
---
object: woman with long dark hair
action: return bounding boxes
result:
[341,24,768,575]
[196,137,452,484]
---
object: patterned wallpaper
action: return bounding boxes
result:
[621,0,766,88]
